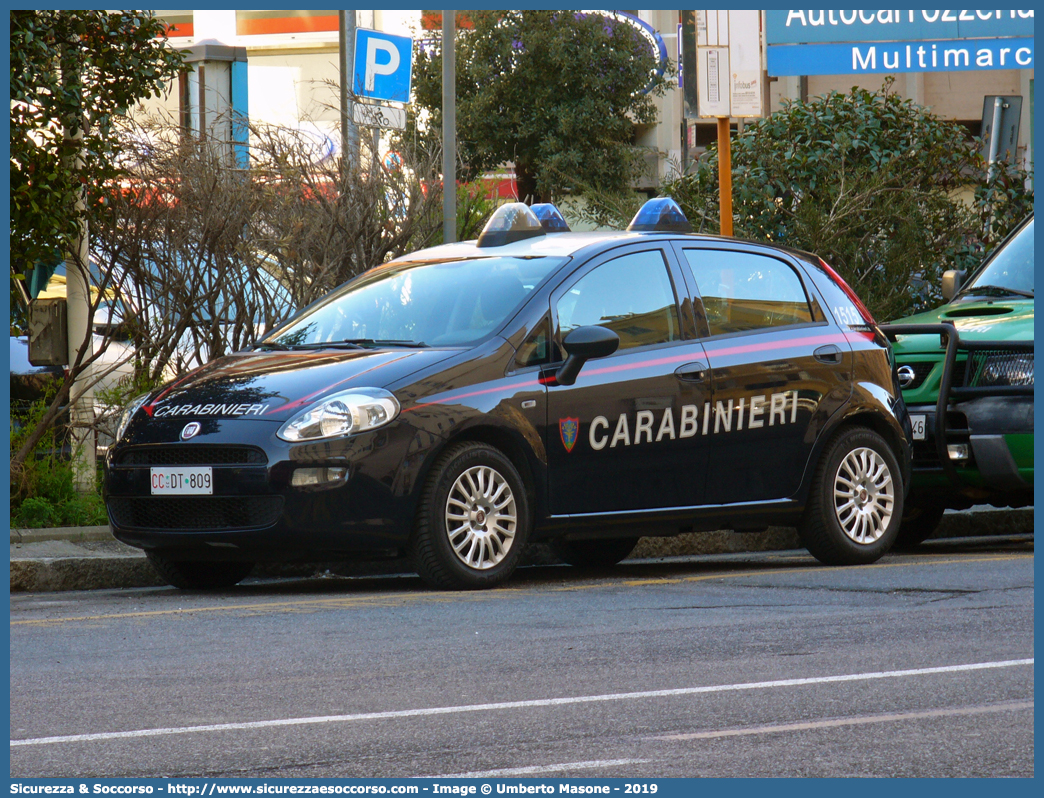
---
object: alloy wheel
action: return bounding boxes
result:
[444,465,517,569]
[833,447,895,544]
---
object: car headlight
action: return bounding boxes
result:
[979,354,1034,387]
[115,393,151,442]
[277,388,400,442]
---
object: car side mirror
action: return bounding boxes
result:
[941,269,965,301]
[554,326,620,386]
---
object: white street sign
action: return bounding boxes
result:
[353,102,406,131]
[728,10,764,117]
[698,47,731,117]
[696,10,765,118]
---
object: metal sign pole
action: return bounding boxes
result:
[442,10,456,243]
[717,117,733,236]
[696,10,762,238]
[339,10,360,168]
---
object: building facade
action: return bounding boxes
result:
[149,9,1034,191]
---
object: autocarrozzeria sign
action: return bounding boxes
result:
[766,9,1034,75]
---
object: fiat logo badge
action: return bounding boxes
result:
[181,422,202,440]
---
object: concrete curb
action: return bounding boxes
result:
[11,526,113,544]
[9,507,1033,592]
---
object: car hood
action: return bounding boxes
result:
[141,347,457,422]
[890,299,1034,355]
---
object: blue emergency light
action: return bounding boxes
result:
[530,203,571,233]
[626,197,693,233]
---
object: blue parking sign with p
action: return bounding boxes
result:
[353,29,413,103]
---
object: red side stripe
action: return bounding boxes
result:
[401,332,854,412]
[403,379,544,413]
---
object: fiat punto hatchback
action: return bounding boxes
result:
[105,200,913,589]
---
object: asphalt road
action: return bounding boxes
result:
[9,534,1034,779]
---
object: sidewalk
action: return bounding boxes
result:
[9,507,1033,592]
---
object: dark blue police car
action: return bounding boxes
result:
[105,199,913,589]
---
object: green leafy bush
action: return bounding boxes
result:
[661,80,1033,321]
[16,497,58,528]
[10,389,107,529]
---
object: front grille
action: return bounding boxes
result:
[901,359,967,391]
[899,361,935,390]
[116,446,268,466]
[108,496,283,531]
[911,411,968,469]
[912,439,940,467]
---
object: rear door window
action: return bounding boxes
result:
[682,249,813,336]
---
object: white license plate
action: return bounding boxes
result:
[151,467,213,495]
[910,414,926,441]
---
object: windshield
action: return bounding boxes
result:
[959,217,1034,299]
[268,256,566,348]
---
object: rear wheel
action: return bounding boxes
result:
[893,504,946,550]
[551,537,640,568]
[145,551,254,589]
[798,427,903,565]
[410,442,530,590]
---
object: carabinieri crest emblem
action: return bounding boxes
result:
[559,417,579,453]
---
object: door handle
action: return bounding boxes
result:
[814,344,843,364]
[674,362,707,382]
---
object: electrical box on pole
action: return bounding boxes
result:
[28,298,68,367]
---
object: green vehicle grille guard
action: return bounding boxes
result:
[882,322,1033,489]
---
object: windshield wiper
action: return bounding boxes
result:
[256,339,429,351]
[339,338,429,348]
[256,340,366,351]
[961,284,1034,299]
[257,339,429,351]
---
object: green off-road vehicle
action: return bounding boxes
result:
[885,215,1033,547]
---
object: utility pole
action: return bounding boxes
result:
[717,117,733,236]
[339,10,360,168]
[442,10,456,243]
[60,41,96,490]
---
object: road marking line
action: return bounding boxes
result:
[9,590,516,627]
[423,759,649,778]
[10,554,1031,627]
[651,700,1034,741]
[9,659,1031,748]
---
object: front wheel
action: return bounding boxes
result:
[410,442,531,590]
[145,551,254,589]
[798,427,904,565]
[551,537,640,568]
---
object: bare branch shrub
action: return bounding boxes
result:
[92,115,462,387]
[247,122,448,306]
[93,118,284,385]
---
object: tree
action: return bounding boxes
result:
[661,81,1034,321]
[10,10,184,280]
[9,10,183,491]
[409,10,672,203]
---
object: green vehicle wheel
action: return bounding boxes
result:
[893,505,946,550]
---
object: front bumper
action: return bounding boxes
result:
[103,418,427,562]
[884,322,1033,503]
